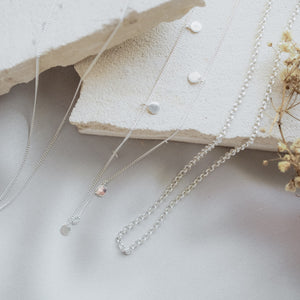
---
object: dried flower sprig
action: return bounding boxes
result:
[263,31,300,193]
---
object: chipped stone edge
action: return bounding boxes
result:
[70,120,277,152]
[0,0,205,96]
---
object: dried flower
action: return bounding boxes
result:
[264,32,300,194]
[291,138,300,153]
[278,161,291,173]
[284,55,298,67]
[279,42,292,53]
[262,160,269,166]
[260,128,266,133]
[277,141,287,152]
[294,176,300,188]
[282,31,292,42]
[285,179,296,192]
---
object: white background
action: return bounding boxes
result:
[0,65,300,299]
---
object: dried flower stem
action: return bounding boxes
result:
[264,31,300,193]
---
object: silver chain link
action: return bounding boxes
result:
[116,0,300,255]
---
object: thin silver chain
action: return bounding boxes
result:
[0,0,129,211]
[90,0,240,189]
[86,13,191,194]
[116,0,300,255]
[0,0,59,206]
[62,0,241,231]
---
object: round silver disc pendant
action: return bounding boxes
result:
[60,224,71,236]
[187,72,202,84]
[147,102,160,115]
[187,21,202,33]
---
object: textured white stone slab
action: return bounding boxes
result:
[0,0,204,96]
[70,1,300,151]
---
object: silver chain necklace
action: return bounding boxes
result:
[0,1,129,211]
[115,0,300,255]
[0,0,59,207]
[60,1,241,235]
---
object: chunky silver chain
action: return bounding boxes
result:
[116,0,300,255]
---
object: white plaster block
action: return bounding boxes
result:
[70,1,300,152]
[0,0,204,96]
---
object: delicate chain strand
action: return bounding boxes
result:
[0,0,58,205]
[63,13,194,227]
[103,0,241,186]
[0,1,129,211]
[63,0,241,230]
[60,14,191,226]
[116,0,300,255]
[87,14,191,194]
[88,0,242,192]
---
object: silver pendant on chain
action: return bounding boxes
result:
[60,224,71,236]
[186,21,202,33]
[147,102,160,115]
[95,184,107,197]
[187,71,202,84]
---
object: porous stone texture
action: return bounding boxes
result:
[71,1,300,151]
[0,0,204,96]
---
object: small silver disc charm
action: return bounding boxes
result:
[187,21,202,33]
[188,72,202,84]
[147,102,160,115]
[60,224,71,236]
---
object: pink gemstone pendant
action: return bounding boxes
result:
[95,185,107,197]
